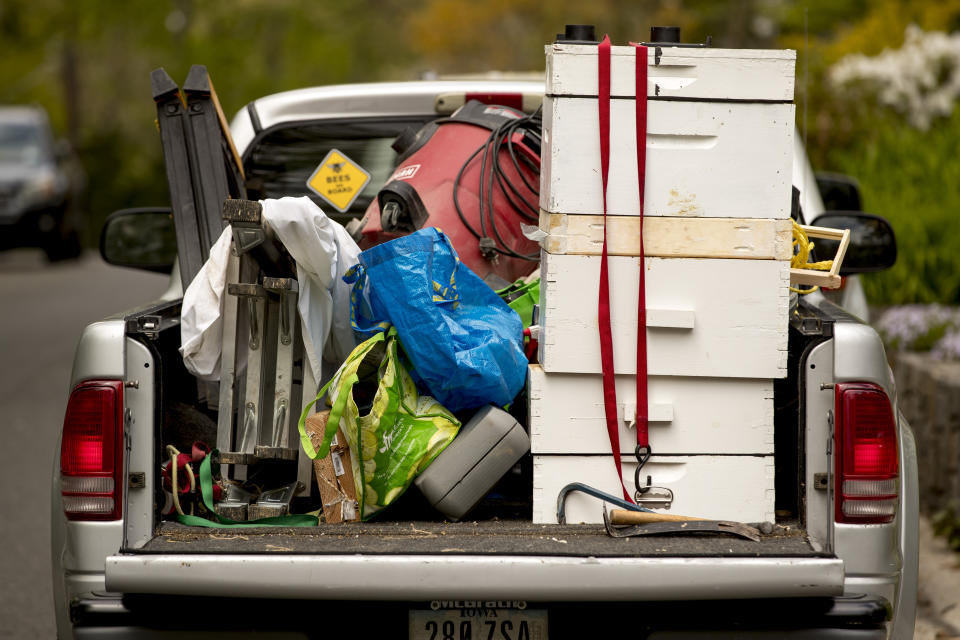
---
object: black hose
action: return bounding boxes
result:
[452,107,542,261]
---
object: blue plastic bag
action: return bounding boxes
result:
[343,227,526,412]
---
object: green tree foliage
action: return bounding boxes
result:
[0,0,427,243]
[829,109,960,303]
[776,0,960,303]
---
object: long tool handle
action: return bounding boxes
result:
[609,509,706,525]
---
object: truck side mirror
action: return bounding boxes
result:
[815,172,862,212]
[100,207,177,273]
[809,211,897,274]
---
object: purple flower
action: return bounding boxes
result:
[876,304,960,356]
[932,329,960,361]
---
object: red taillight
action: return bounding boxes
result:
[835,383,898,524]
[464,92,524,111]
[434,92,542,115]
[60,381,124,521]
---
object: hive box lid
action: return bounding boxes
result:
[546,43,796,102]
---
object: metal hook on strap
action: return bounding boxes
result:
[556,482,654,524]
[634,444,652,495]
[633,444,675,508]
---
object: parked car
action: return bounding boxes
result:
[52,75,912,639]
[0,106,84,260]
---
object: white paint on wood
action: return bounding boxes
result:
[539,212,793,260]
[533,454,776,524]
[539,253,790,378]
[646,309,695,329]
[546,43,796,101]
[540,97,795,218]
[527,365,775,455]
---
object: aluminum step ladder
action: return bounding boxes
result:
[152,66,314,497]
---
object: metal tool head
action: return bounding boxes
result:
[602,505,761,542]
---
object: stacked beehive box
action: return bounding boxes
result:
[530,42,796,524]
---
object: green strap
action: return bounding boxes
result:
[297,371,359,460]
[176,450,318,528]
[297,374,338,459]
[321,372,359,457]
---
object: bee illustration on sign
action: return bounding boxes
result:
[306,149,371,213]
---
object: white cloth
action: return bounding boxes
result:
[179,196,361,383]
[179,226,233,381]
[261,197,361,379]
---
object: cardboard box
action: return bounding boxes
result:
[303,410,359,523]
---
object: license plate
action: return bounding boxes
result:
[410,606,547,640]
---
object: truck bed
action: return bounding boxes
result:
[108,520,844,603]
[139,520,821,558]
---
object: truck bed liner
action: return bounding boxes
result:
[139,520,822,558]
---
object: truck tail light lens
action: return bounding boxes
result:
[835,383,898,524]
[60,381,124,521]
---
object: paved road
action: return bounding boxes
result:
[916,517,960,640]
[0,249,168,639]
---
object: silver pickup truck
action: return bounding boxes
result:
[51,77,916,639]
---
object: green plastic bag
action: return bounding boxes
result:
[496,278,540,329]
[298,327,460,520]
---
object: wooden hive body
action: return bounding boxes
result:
[531,42,795,524]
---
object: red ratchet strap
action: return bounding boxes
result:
[162,453,194,494]
[596,36,649,502]
[633,42,650,462]
[161,441,220,499]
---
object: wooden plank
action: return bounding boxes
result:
[539,212,793,259]
[790,269,840,289]
[790,225,850,290]
[527,365,775,455]
[539,253,790,378]
[207,72,246,181]
[546,43,796,101]
[533,454,776,524]
[540,97,794,218]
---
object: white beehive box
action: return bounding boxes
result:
[528,365,774,456]
[538,252,790,378]
[530,43,794,526]
[541,99,794,218]
[546,44,796,100]
[534,454,776,524]
[541,44,796,218]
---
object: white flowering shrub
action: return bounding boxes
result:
[931,329,960,361]
[830,25,960,130]
[875,304,960,359]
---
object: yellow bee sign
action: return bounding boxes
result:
[306,149,371,213]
